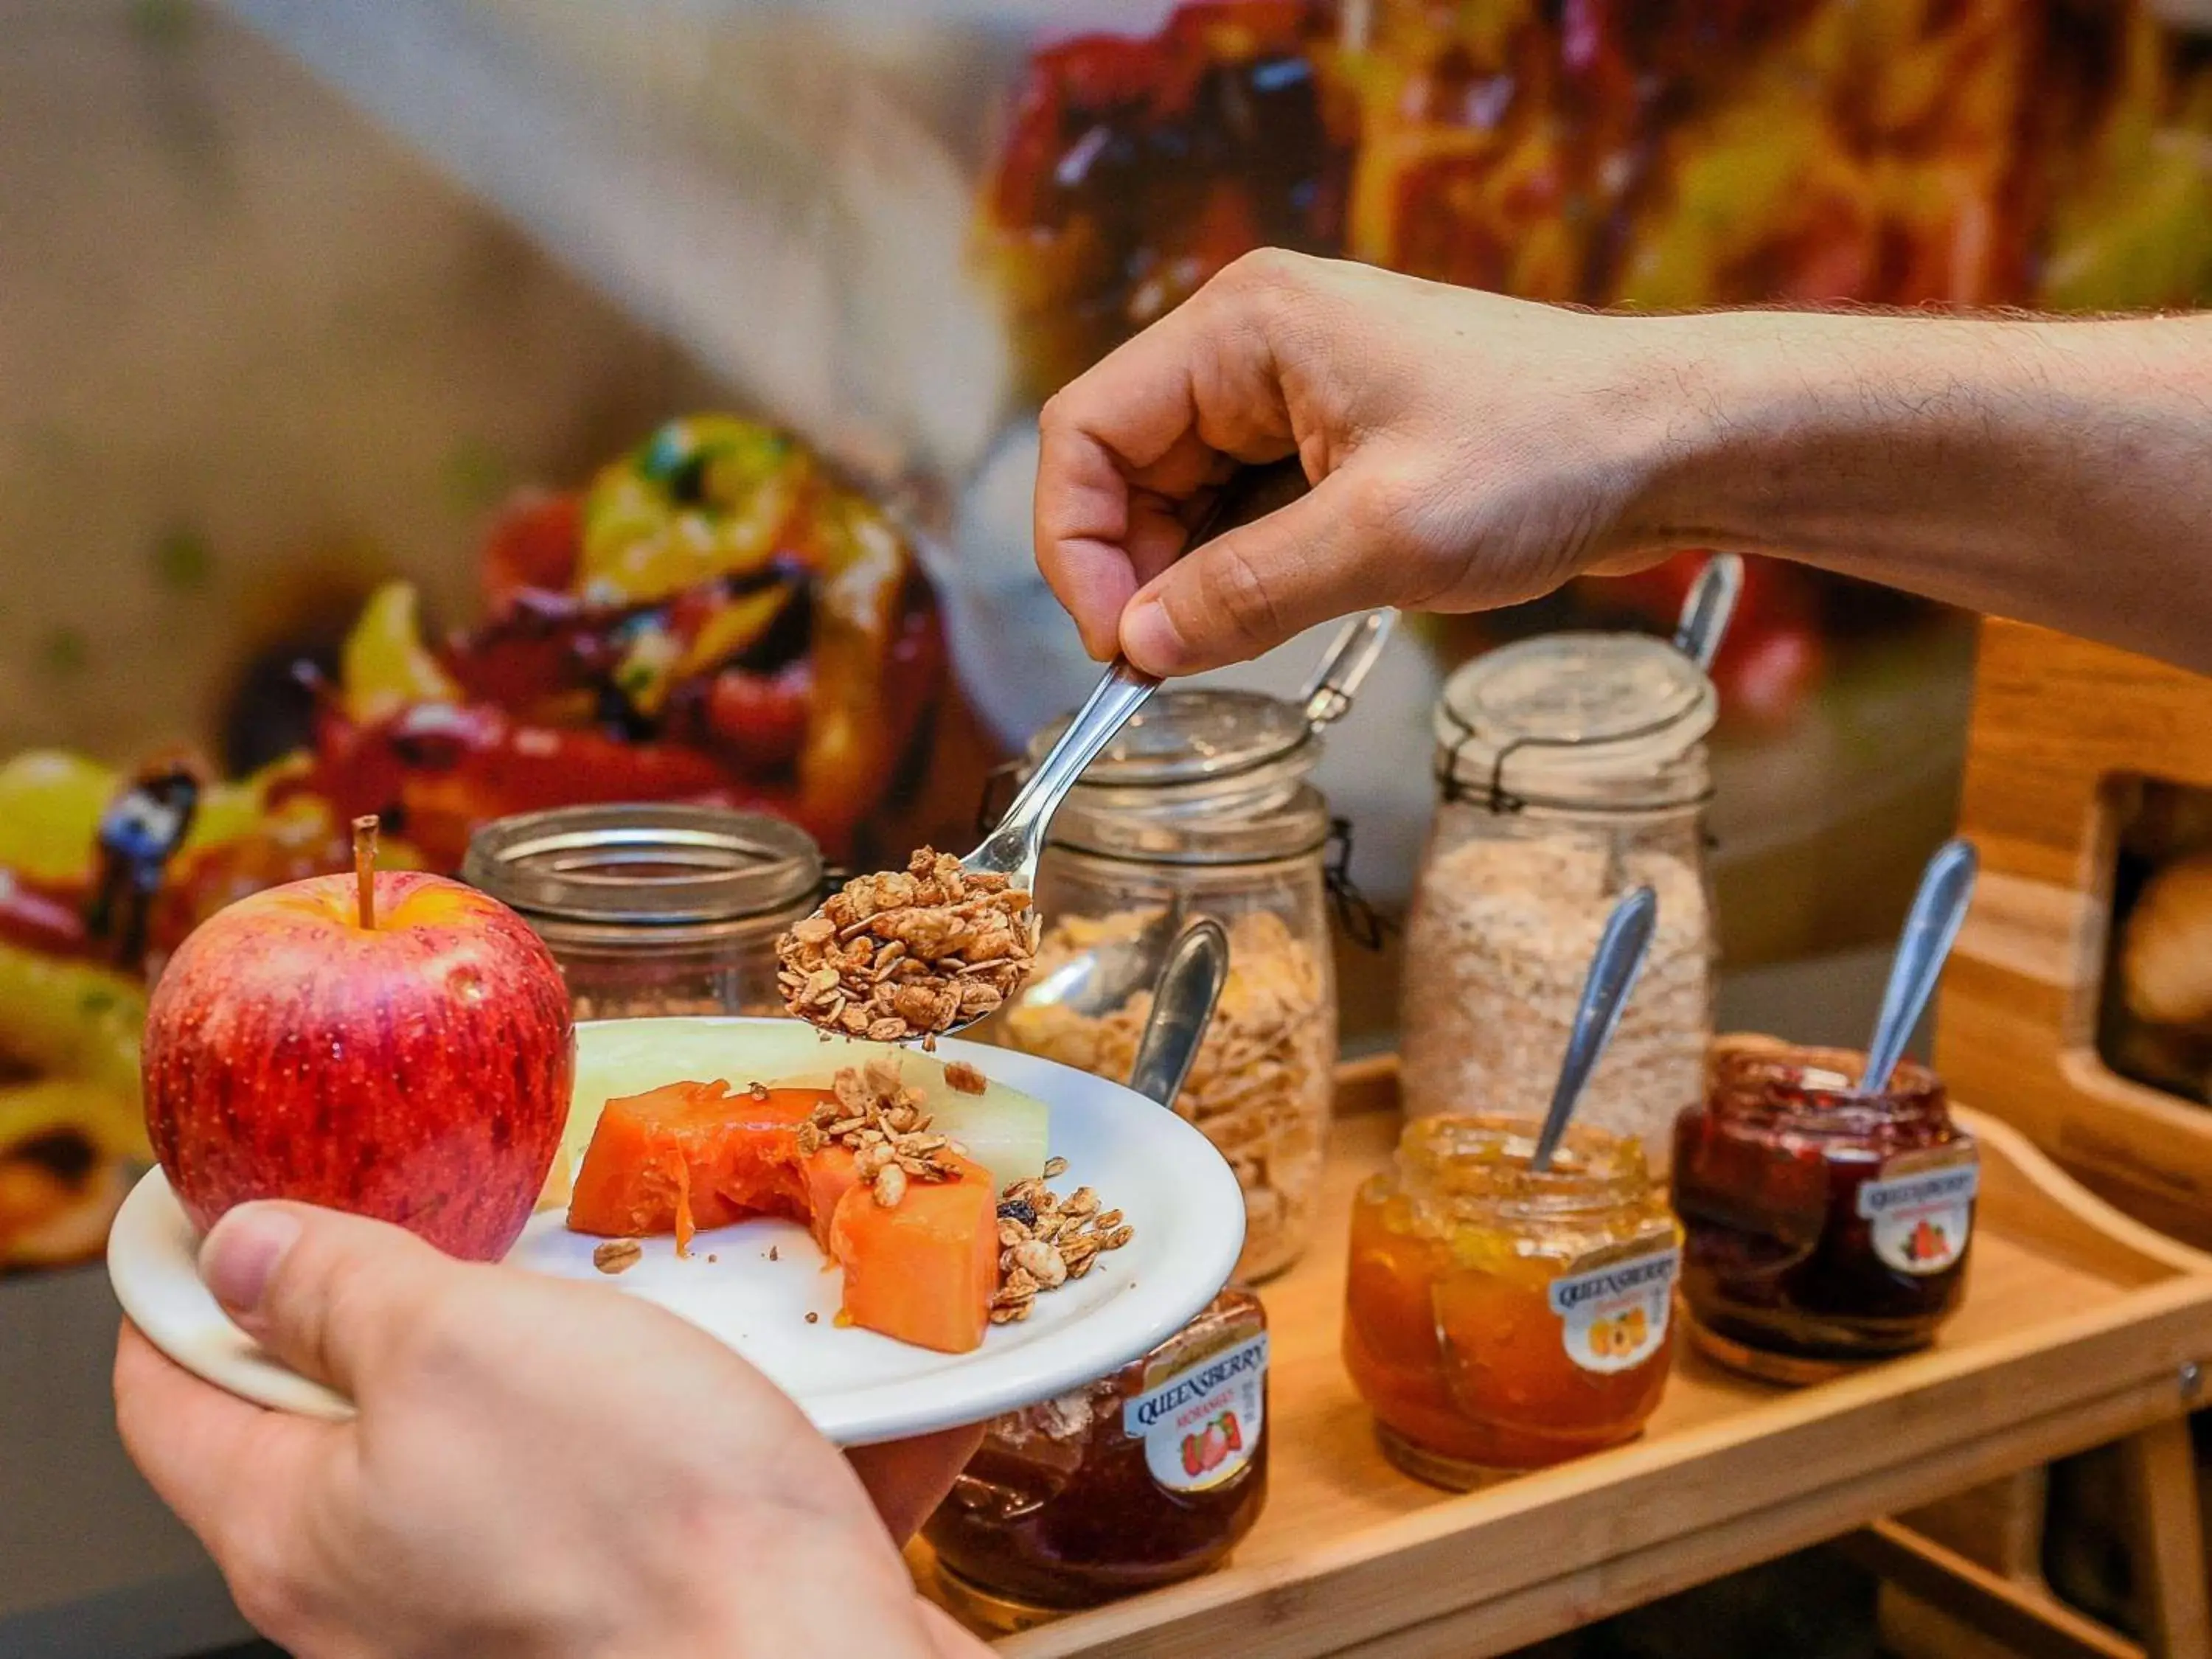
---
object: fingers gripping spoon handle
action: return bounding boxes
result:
[961,457,1312,894]
[1860,838,1978,1095]
[1530,886,1659,1172]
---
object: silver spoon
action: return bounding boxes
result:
[1674,553,1745,672]
[1599,556,1741,891]
[1125,918,1229,1110]
[1859,838,1978,1094]
[1531,886,1660,1172]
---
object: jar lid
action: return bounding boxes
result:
[1433,632,1716,809]
[1024,689,1316,788]
[462,805,821,927]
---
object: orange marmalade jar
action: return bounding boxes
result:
[1342,1115,1680,1486]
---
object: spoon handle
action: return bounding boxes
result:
[1674,554,1744,672]
[1299,610,1397,731]
[1127,918,1230,1110]
[970,459,1310,879]
[973,656,1158,875]
[1860,838,1979,1094]
[1531,886,1659,1172]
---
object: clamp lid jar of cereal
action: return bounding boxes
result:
[463,804,821,1019]
[999,613,1394,1281]
[1400,632,1718,1165]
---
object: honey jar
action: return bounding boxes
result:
[1672,1037,1977,1379]
[1341,1114,1680,1486]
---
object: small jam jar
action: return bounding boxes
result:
[1342,1115,1680,1486]
[1672,1037,1978,1379]
[922,1287,1268,1629]
[462,804,821,1018]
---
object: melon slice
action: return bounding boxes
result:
[551,1019,1048,1205]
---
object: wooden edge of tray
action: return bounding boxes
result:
[955,1061,2212,1659]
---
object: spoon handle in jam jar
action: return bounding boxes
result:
[1531,885,1659,1172]
[1127,918,1230,1110]
[1860,838,1979,1094]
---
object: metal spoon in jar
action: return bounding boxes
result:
[1674,553,1745,672]
[1858,838,1979,1095]
[1125,917,1230,1110]
[1530,885,1660,1172]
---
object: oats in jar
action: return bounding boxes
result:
[1004,909,1329,1281]
[1399,833,1711,1160]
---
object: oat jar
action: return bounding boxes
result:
[998,616,1391,1281]
[1399,632,1718,1166]
[1342,1114,1682,1485]
[462,804,821,1018]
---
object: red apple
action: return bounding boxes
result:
[142,859,574,1261]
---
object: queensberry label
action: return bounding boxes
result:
[1126,1335,1267,1494]
[1858,1145,1978,1276]
[1548,1245,1679,1374]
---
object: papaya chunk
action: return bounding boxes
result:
[827,1151,999,1354]
[568,1081,821,1255]
[568,1079,1004,1352]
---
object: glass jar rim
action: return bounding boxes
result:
[462,804,822,928]
[1433,632,1716,810]
[1394,1112,1655,1216]
[1026,687,1319,791]
[1025,689,1331,864]
[1705,1038,1950,1135]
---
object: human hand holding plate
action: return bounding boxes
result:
[114,1200,987,1659]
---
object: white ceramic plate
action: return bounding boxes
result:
[108,1022,1245,1447]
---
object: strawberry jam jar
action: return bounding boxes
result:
[1342,1115,1680,1486]
[1672,1037,1978,1376]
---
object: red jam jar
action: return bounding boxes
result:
[922,1287,1267,1630]
[1672,1037,1978,1377]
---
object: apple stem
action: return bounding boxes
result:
[352,814,379,931]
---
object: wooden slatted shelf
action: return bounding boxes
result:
[911,1058,2212,1658]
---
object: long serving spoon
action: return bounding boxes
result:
[1530,885,1660,1172]
[1858,838,1979,1094]
[1674,554,1745,671]
[1020,604,1397,1019]
[1599,556,1742,891]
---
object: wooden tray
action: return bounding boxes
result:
[912,1059,2212,1658]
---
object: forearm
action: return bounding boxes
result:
[1626,310,2212,671]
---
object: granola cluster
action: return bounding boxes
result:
[799,1058,965,1208]
[990,1157,1133,1324]
[797,1058,1135,1319]
[776,848,1038,1043]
